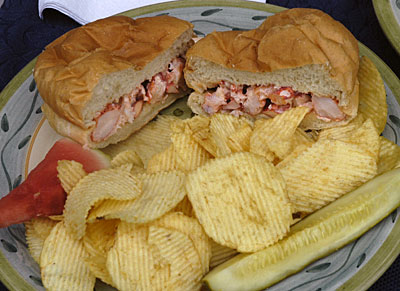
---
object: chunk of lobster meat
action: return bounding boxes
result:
[222,99,241,110]
[312,95,345,121]
[203,87,227,114]
[166,58,185,93]
[92,109,121,142]
[293,93,312,107]
[133,100,144,118]
[147,73,167,103]
[243,87,266,115]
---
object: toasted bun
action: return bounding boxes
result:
[34,15,194,147]
[184,8,359,129]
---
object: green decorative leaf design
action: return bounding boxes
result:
[18,135,31,150]
[194,29,205,36]
[1,239,17,252]
[356,253,366,268]
[29,275,43,286]
[391,209,397,223]
[173,108,184,116]
[13,175,22,189]
[201,8,223,16]
[191,20,246,31]
[35,107,42,114]
[29,79,36,92]
[306,262,331,273]
[252,15,268,20]
[389,114,400,128]
[1,113,9,132]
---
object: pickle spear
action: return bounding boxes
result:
[204,167,400,291]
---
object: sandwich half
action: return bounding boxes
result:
[34,15,194,148]
[184,8,359,129]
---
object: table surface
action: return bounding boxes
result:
[0,0,399,290]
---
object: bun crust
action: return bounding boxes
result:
[34,15,193,128]
[184,8,359,129]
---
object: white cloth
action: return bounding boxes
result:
[38,0,266,25]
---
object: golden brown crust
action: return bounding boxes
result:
[257,8,359,96]
[34,15,193,128]
[186,9,359,91]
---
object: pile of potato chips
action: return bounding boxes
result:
[25,56,400,291]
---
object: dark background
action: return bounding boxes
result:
[0,0,399,290]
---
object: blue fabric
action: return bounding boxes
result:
[0,0,399,290]
[0,0,79,91]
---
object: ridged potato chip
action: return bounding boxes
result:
[250,107,310,161]
[110,150,143,168]
[40,222,96,291]
[48,215,64,221]
[318,114,365,141]
[358,56,387,134]
[226,121,253,153]
[276,143,313,170]
[152,212,211,274]
[64,165,142,239]
[209,113,253,157]
[83,219,119,285]
[280,139,377,213]
[276,128,316,169]
[170,118,188,134]
[347,119,380,160]
[88,171,186,223]
[57,160,87,194]
[186,152,292,252]
[210,240,238,268]
[99,171,186,224]
[106,222,169,290]
[30,217,58,240]
[148,226,203,290]
[320,118,380,161]
[185,115,218,157]
[146,145,178,174]
[87,199,133,223]
[107,221,203,291]
[25,223,42,263]
[292,128,315,148]
[102,115,179,166]
[171,131,212,172]
[25,218,58,263]
[378,137,400,174]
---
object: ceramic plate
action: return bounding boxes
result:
[373,0,400,55]
[1,1,400,290]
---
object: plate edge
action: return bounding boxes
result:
[0,59,36,112]
[372,0,400,55]
[117,0,286,17]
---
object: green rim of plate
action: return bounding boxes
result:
[1,1,400,290]
[373,0,400,55]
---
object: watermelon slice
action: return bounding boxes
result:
[0,138,110,228]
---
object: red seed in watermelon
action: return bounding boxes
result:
[0,138,110,228]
